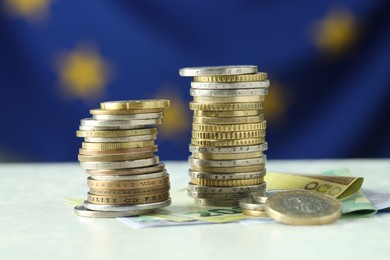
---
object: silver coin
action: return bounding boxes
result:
[74,205,154,218]
[84,198,171,212]
[81,118,163,127]
[188,156,266,167]
[84,134,156,143]
[190,88,268,97]
[194,198,239,207]
[188,191,264,200]
[92,112,163,120]
[239,196,268,211]
[80,156,160,170]
[187,182,266,194]
[189,143,268,154]
[90,170,168,181]
[191,80,270,90]
[188,169,266,180]
[179,65,258,77]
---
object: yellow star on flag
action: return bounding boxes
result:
[263,82,289,124]
[312,8,359,56]
[155,88,191,139]
[56,43,112,100]
[3,0,51,22]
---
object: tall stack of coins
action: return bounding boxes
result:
[179,66,269,207]
[74,100,171,218]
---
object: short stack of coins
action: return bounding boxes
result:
[179,66,269,207]
[74,99,171,218]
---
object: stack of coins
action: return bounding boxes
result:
[74,100,171,218]
[179,66,269,207]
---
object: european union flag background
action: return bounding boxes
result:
[0,0,389,162]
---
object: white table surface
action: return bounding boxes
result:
[0,159,390,260]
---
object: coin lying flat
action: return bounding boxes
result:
[101,100,170,110]
[74,205,154,218]
[84,198,171,212]
[239,190,342,225]
[179,65,258,77]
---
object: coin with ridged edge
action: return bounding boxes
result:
[190,102,263,111]
[194,73,268,82]
[190,164,265,173]
[76,128,158,138]
[188,169,266,180]
[179,65,258,77]
[191,80,269,89]
[190,177,264,187]
[192,130,266,140]
[192,121,266,132]
[189,144,268,154]
[193,110,261,117]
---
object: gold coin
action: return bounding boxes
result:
[82,140,155,150]
[192,130,266,140]
[194,73,268,82]
[193,110,261,117]
[191,138,265,147]
[87,175,170,190]
[193,115,263,125]
[100,99,170,110]
[190,164,265,173]
[86,163,165,176]
[241,208,268,217]
[76,128,158,138]
[192,121,266,132]
[87,192,169,205]
[79,146,158,155]
[192,151,263,160]
[193,96,264,103]
[190,178,264,187]
[190,102,263,111]
[90,108,164,115]
[89,185,170,196]
[78,152,155,162]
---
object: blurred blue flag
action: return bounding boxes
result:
[0,0,389,162]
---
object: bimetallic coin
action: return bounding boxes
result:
[190,164,265,173]
[100,100,170,110]
[80,156,160,170]
[241,209,268,217]
[78,152,154,162]
[190,88,268,97]
[90,170,167,181]
[193,110,261,118]
[194,199,239,207]
[90,108,163,115]
[179,65,258,77]
[192,151,263,160]
[82,140,155,150]
[188,183,266,194]
[239,196,268,211]
[192,121,266,132]
[189,144,268,154]
[84,198,171,212]
[188,169,266,180]
[193,115,264,125]
[193,96,265,103]
[189,102,263,111]
[79,146,158,156]
[87,175,170,190]
[86,163,165,176]
[79,125,144,131]
[192,130,266,140]
[265,190,342,225]
[188,191,264,200]
[87,192,170,205]
[191,80,270,90]
[190,177,264,187]
[74,205,154,218]
[76,128,158,138]
[83,134,156,143]
[189,156,266,167]
[191,138,265,147]
[80,118,163,127]
[194,73,268,82]
[92,112,163,120]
